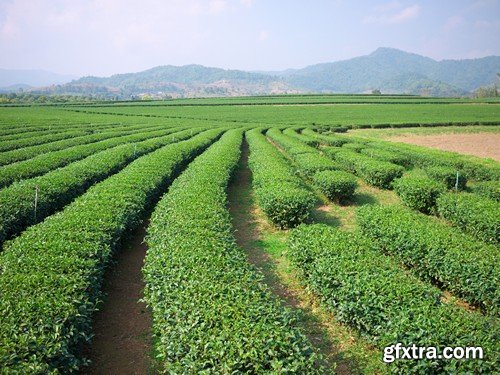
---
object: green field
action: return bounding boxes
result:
[0,95,499,374]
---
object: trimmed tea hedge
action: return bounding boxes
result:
[437,192,499,244]
[425,166,467,190]
[359,147,412,168]
[267,128,337,176]
[0,123,164,166]
[0,128,203,245]
[0,127,183,188]
[393,174,446,214]
[283,128,319,147]
[333,150,404,188]
[471,180,500,201]
[143,130,321,373]
[289,224,498,374]
[312,170,357,202]
[357,204,499,314]
[247,128,315,228]
[301,128,350,147]
[0,129,221,373]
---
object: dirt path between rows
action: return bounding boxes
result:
[389,133,500,161]
[226,140,351,374]
[84,222,152,375]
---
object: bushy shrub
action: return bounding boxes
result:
[334,151,404,188]
[259,185,315,228]
[425,166,467,190]
[341,143,364,152]
[247,129,315,228]
[357,204,499,314]
[289,224,498,374]
[312,170,357,202]
[437,192,499,244]
[144,130,321,373]
[360,147,412,167]
[393,174,446,214]
[471,180,500,201]
[0,129,222,373]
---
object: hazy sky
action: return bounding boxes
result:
[1,0,499,77]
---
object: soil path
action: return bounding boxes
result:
[85,222,152,375]
[226,140,351,374]
[390,133,500,161]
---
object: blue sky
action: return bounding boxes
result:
[0,0,499,76]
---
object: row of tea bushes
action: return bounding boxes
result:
[437,192,499,244]
[0,128,203,245]
[266,128,338,177]
[332,150,404,188]
[247,128,315,228]
[289,224,498,374]
[143,130,321,373]
[0,129,221,373]
[0,127,184,188]
[357,204,499,315]
[0,129,89,152]
[0,123,165,166]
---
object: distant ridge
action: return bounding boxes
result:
[0,69,76,88]
[8,48,500,98]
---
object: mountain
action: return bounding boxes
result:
[37,65,297,99]
[283,48,499,95]
[0,69,76,88]
[16,48,500,98]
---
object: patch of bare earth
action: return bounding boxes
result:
[84,222,152,375]
[389,133,500,161]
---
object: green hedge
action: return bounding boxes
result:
[425,166,467,190]
[0,127,182,188]
[143,130,320,373]
[333,150,404,188]
[312,170,357,202]
[289,224,498,374]
[266,128,337,177]
[0,129,221,373]
[357,204,499,314]
[301,128,350,147]
[283,128,319,147]
[437,192,499,244]
[0,123,164,166]
[0,129,89,152]
[247,129,315,228]
[359,147,412,168]
[0,128,201,245]
[393,174,446,214]
[471,180,500,201]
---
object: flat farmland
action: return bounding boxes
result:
[0,95,498,374]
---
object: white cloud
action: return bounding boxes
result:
[363,3,420,25]
[208,0,228,14]
[258,29,269,41]
[443,15,464,32]
[240,0,253,7]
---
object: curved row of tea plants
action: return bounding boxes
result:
[436,192,499,244]
[143,129,321,373]
[282,128,319,147]
[329,149,404,188]
[357,204,499,314]
[0,128,204,245]
[0,123,166,166]
[0,129,91,152]
[0,129,221,373]
[0,127,184,188]
[289,224,498,374]
[247,128,315,228]
[307,129,500,181]
[266,128,337,177]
